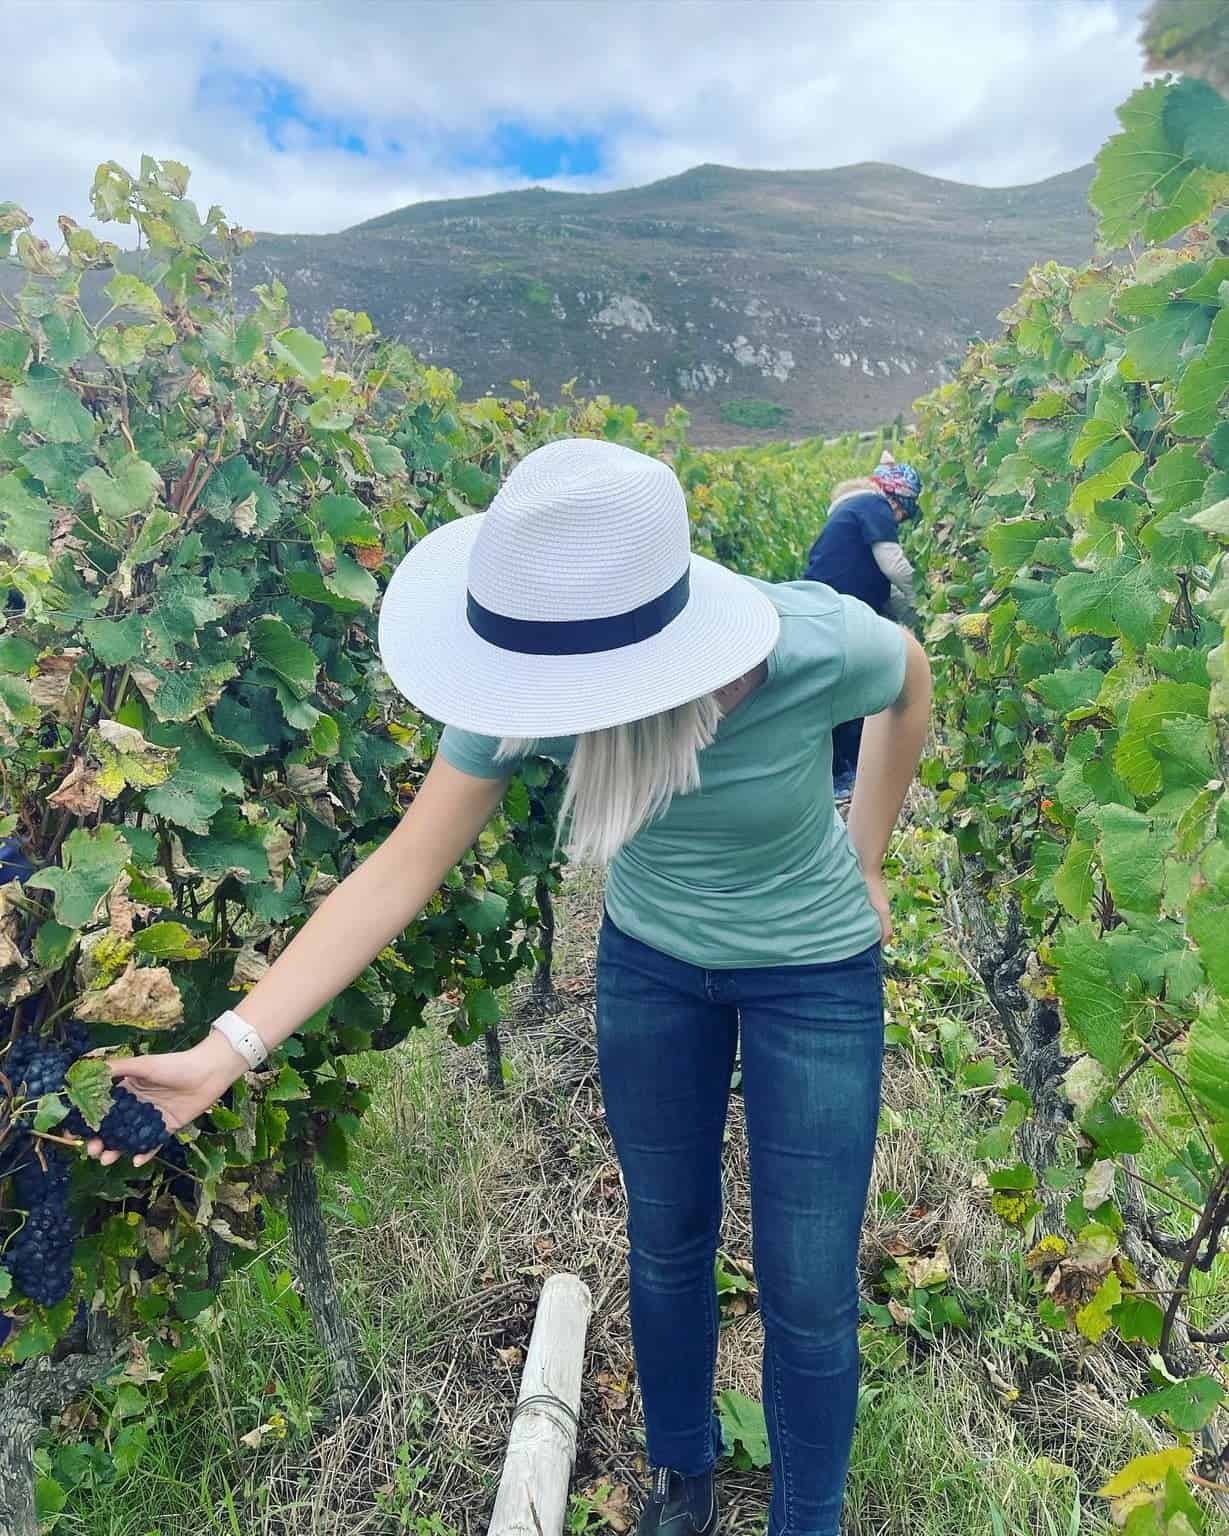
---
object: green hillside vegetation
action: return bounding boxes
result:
[241,161,1094,447]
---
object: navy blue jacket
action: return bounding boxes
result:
[803,492,897,614]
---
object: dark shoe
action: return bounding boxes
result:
[636,1466,718,1534]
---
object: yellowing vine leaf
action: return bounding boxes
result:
[1076,1272,1122,1343]
[76,962,184,1030]
[92,720,176,797]
[0,887,26,973]
[47,757,103,816]
[899,1244,952,1289]
[1099,1447,1193,1499]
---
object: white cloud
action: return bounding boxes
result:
[1,0,1151,238]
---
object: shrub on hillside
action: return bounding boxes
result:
[718,397,792,431]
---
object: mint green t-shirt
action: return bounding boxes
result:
[439,579,907,969]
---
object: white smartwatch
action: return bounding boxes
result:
[211,1009,269,1069]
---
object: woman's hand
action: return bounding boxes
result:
[86,1033,245,1168]
[863,866,893,945]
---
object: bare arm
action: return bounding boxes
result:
[94,758,506,1164]
[845,631,932,941]
[227,759,506,1047]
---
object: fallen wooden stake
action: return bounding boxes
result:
[487,1272,593,1536]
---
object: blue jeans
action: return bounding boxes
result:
[831,716,863,781]
[596,917,885,1536]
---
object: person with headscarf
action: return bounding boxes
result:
[803,449,923,799]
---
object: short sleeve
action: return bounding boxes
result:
[854,497,898,546]
[829,595,907,725]
[438,725,514,780]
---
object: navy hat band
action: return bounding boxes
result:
[467,568,690,656]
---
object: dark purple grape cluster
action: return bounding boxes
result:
[5,1146,74,1308]
[59,1019,91,1061]
[4,1030,169,1153]
[2,1031,37,1089]
[96,1086,170,1155]
[7,1198,75,1306]
[7,1041,73,1099]
[12,1142,70,1207]
[62,1107,90,1139]
[158,1137,196,1205]
[1,1023,168,1311]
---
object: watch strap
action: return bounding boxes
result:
[211,1009,268,1069]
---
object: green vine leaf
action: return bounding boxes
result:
[1053,926,1128,1077]
[1055,556,1168,650]
[1091,83,1211,246]
[1188,1001,1229,1123]
[0,473,51,555]
[1163,76,1229,171]
[718,1390,771,1469]
[1174,304,1229,435]
[1113,682,1209,797]
[26,826,131,929]
[132,921,208,962]
[248,618,319,699]
[1054,839,1096,920]
[78,454,162,517]
[1098,805,1166,916]
[105,272,163,318]
[1144,445,1208,517]
[270,327,325,383]
[13,374,97,444]
[66,1057,115,1131]
[1130,1374,1226,1433]
[33,1093,69,1133]
[1070,450,1142,518]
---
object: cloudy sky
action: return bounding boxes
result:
[5,0,1152,238]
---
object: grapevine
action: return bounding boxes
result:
[912,59,1229,1529]
[0,154,569,1528]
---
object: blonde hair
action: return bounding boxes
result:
[829,476,882,505]
[499,693,722,865]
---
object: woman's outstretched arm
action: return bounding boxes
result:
[92,758,506,1165]
[846,631,932,942]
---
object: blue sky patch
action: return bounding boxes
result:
[198,66,370,156]
[198,59,612,184]
[483,122,605,179]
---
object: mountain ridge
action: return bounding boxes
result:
[241,160,1096,443]
[349,159,1095,233]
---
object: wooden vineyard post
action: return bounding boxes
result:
[487,1273,593,1536]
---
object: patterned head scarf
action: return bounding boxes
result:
[872,451,922,515]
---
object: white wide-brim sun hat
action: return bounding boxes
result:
[377,437,781,739]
